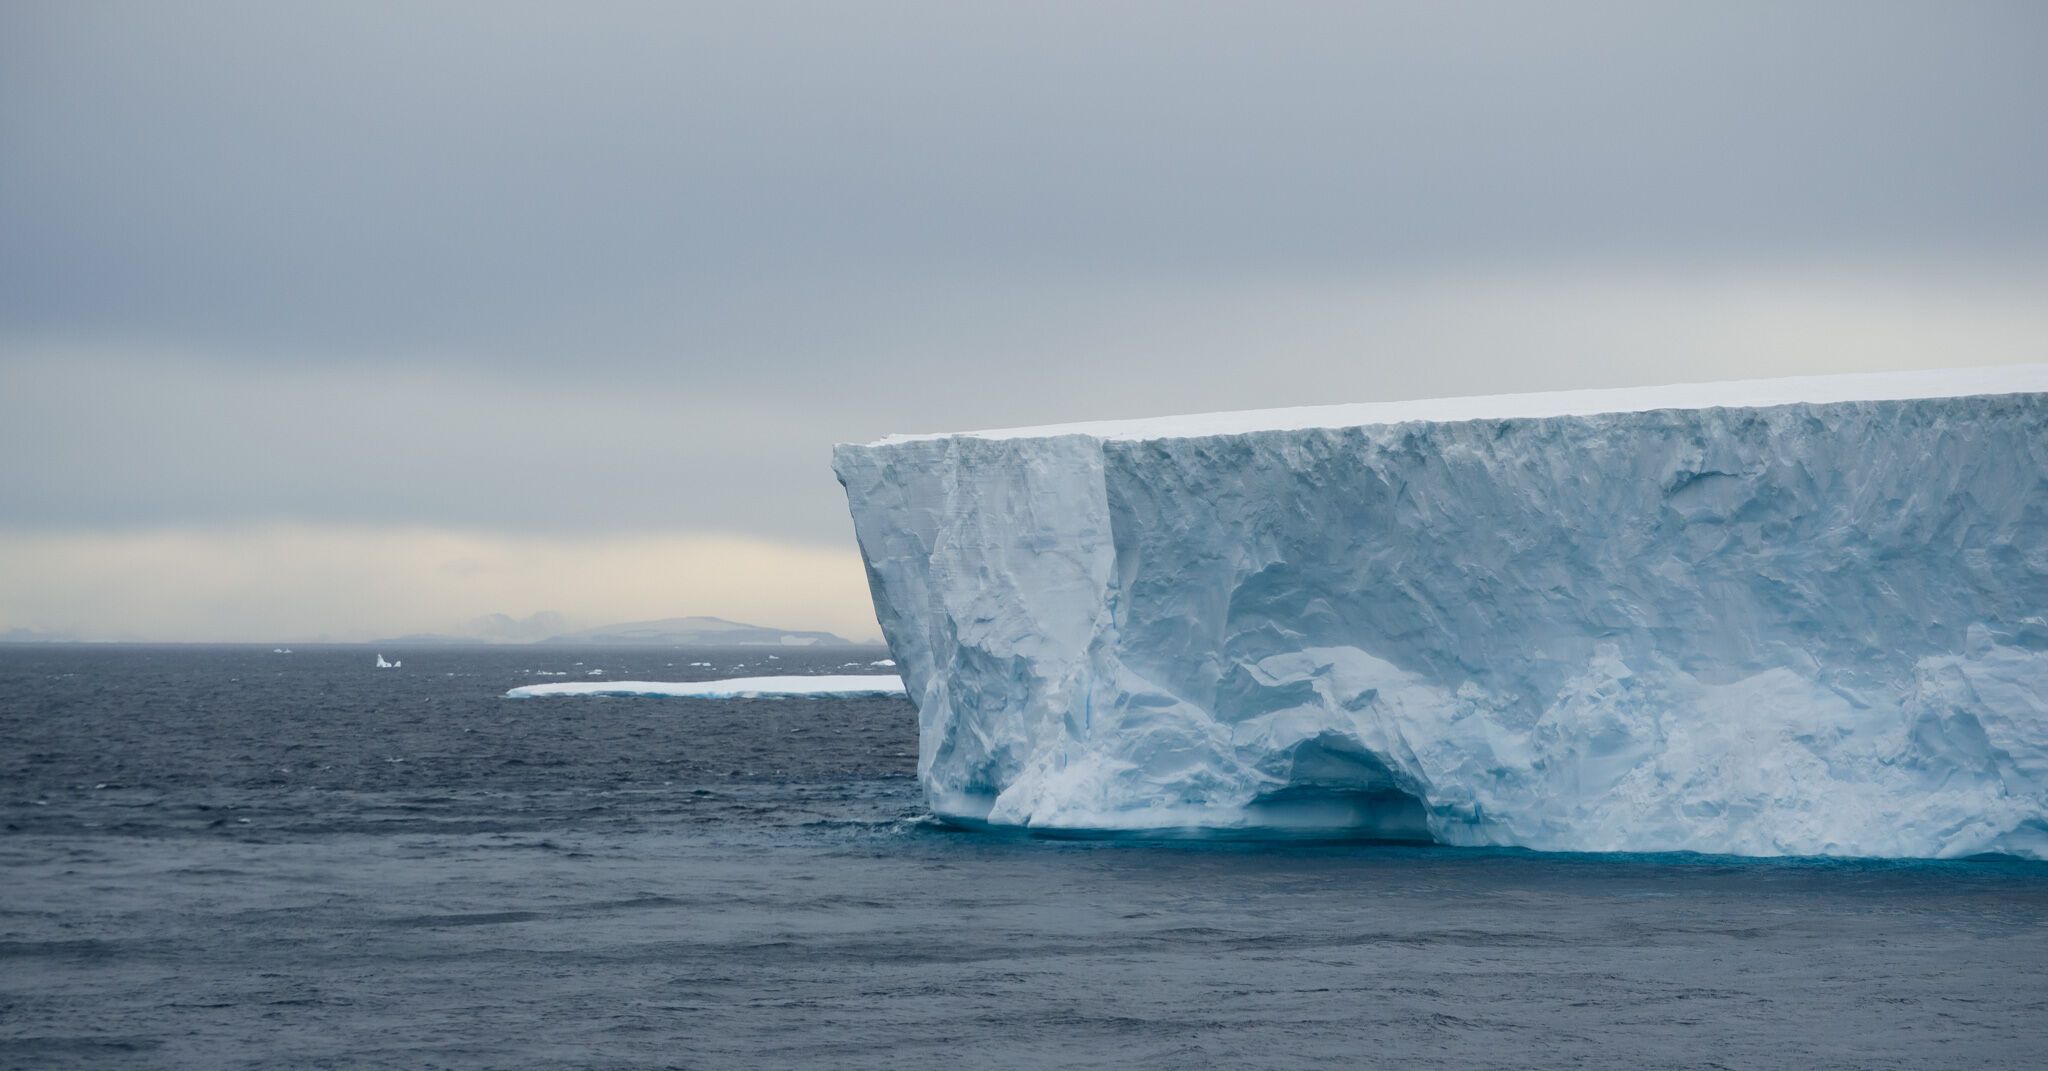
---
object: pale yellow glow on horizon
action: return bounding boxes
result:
[0,525,881,643]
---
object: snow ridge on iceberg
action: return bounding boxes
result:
[834,366,2048,859]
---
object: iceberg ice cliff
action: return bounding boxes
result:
[833,367,2048,859]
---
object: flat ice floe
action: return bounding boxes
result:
[504,674,907,699]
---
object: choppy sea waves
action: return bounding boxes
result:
[4,645,2045,1070]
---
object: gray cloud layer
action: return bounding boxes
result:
[7,2,2043,352]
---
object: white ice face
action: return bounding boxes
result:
[835,367,2048,859]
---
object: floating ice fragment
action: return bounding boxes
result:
[505,675,907,700]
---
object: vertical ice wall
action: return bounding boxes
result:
[834,370,2048,858]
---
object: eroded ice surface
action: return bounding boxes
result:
[506,675,906,700]
[834,366,2048,858]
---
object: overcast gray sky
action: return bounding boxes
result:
[3,2,2045,641]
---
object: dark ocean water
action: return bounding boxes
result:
[3,645,2045,1070]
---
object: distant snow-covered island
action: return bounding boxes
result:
[537,616,856,647]
[373,615,861,647]
[0,627,84,644]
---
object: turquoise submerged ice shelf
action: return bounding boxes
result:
[833,368,2048,858]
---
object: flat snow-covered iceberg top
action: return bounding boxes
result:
[506,675,906,699]
[875,364,2048,444]
[835,365,2048,859]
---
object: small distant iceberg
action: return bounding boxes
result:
[505,674,906,700]
[375,653,402,668]
[272,648,293,654]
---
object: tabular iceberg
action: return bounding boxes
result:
[834,367,2048,859]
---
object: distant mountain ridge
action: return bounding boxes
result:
[2,616,865,647]
[539,616,855,647]
[0,627,81,644]
[462,611,572,643]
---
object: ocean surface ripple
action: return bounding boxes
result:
[4,645,2045,1070]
